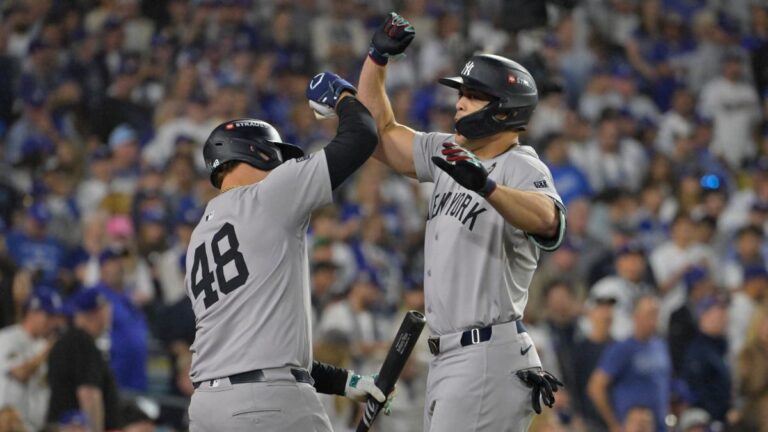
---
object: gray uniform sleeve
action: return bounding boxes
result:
[500,147,566,251]
[412,132,455,183]
[255,151,334,227]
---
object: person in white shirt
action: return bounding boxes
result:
[729,266,768,361]
[698,51,762,170]
[0,288,63,432]
[649,213,717,334]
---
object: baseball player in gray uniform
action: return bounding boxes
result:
[186,72,391,432]
[356,13,566,432]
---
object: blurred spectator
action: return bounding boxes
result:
[541,281,580,389]
[590,243,653,340]
[318,273,389,373]
[622,405,655,432]
[649,212,716,334]
[0,288,62,431]
[540,132,592,205]
[729,265,768,360]
[588,295,671,432]
[736,306,768,431]
[155,210,198,306]
[572,290,616,432]
[5,202,65,285]
[310,0,367,73]
[667,266,716,373]
[76,147,114,215]
[680,296,731,422]
[570,111,648,193]
[119,401,155,432]
[677,407,712,432]
[698,49,762,169]
[655,87,696,157]
[0,405,26,432]
[310,260,339,326]
[722,225,766,290]
[107,124,141,194]
[48,289,120,431]
[93,249,148,392]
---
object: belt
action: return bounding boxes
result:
[193,368,312,389]
[428,320,527,356]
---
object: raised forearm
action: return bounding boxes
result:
[486,186,558,237]
[358,57,396,133]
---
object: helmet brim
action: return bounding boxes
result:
[438,76,464,90]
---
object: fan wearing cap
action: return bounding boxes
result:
[680,295,731,422]
[357,12,565,431]
[0,287,63,431]
[47,289,120,432]
[4,202,65,285]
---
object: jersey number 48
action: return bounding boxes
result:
[191,223,250,308]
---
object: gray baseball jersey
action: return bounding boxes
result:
[186,151,332,382]
[413,132,565,336]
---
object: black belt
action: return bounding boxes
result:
[193,368,312,389]
[427,321,527,356]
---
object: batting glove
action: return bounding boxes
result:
[431,142,498,197]
[344,373,396,415]
[369,12,415,65]
[515,369,564,414]
[306,71,357,119]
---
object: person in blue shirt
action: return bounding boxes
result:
[540,132,592,205]
[90,248,148,392]
[588,295,672,432]
[4,203,64,285]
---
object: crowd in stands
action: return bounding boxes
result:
[1,0,768,431]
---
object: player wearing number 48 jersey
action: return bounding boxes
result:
[357,12,566,432]
[185,73,392,432]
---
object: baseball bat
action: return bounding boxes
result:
[356,310,426,432]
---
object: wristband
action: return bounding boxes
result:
[368,45,389,65]
[479,179,497,198]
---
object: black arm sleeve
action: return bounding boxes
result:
[324,97,379,190]
[311,360,348,395]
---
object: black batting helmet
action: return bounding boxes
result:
[438,54,538,139]
[203,119,305,187]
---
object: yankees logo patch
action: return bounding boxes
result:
[461,61,475,76]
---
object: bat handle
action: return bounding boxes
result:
[355,398,380,432]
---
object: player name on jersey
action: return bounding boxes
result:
[428,190,487,231]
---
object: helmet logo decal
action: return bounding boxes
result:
[212,159,220,168]
[309,73,324,90]
[232,120,268,128]
[507,74,517,84]
[461,61,475,76]
[225,123,234,130]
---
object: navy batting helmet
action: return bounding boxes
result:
[438,54,538,139]
[203,119,305,187]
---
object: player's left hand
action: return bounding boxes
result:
[344,372,396,415]
[431,142,497,197]
[515,368,564,414]
[306,71,357,119]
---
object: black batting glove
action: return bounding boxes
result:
[515,369,564,414]
[369,12,415,65]
[431,142,497,197]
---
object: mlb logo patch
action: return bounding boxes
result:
[533,180,548,189]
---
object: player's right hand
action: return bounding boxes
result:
[306,72,357,119]
[369,12,415,65]
[344,373,396,415]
